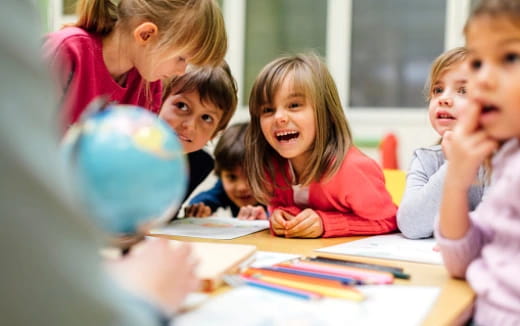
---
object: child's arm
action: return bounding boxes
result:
[436,105,497,278]
[439,105,497,239]
[186,180,228,217]
[106,239,199,316]
[397,151,448,239]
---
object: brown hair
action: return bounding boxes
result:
[161,61,237,136]
[424,47,468,102]
[213,122,248,176]
[466,0,520,34]
[245,53,352,203]
[73,0,227,67]
[464,0,519,184]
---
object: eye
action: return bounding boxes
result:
[261,106,274,114]
[288,102,302,109]
[201,114,214,123]
[504,52,520,64]
[177,56,186,63]
[470,59,482,71]
[432,86,443,95]
[457,86,467,95]
[174,101,189,112]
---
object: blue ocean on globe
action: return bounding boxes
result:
[63,105,187,235]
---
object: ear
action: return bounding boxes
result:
[133,22,159,45]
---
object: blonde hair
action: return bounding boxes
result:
[424,47,468,102]
[245,53,352,203]
[73,0,227,67]
[161,61,237,136]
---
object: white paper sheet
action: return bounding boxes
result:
[316,233,443,265]
[245,250,301,268]
[150,216,269,240]
[174,285,440,326]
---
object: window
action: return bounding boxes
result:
[242,0,327,104]
[349,0,446,108]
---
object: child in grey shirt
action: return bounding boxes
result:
[397,47,486,239]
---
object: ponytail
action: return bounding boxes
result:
[74,0,118,35]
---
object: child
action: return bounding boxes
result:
[245,53,397,238]
[397,47,486,239]
[185,122,268,220]
[159,61,238,214]
[3,1,197,323]
[43,0,227,131]
[436,0,520,324]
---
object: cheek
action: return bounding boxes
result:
[260,118,271,139]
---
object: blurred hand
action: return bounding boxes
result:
[441,130,453,159]
[270,209,294,236]
[106,239,199,316]
[444,102,498,190]
[284,208,323,238]
[237,205,268,220]
[184,203,212,217]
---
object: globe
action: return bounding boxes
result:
[63,104,187,235]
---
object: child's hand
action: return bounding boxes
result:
[106,239,199,316]
[184,203,212,217]
[270,209,293,236]
[284,208,324,238]
[444,102,498,190]
[237,205,268,220]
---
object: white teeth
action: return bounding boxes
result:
[438,113,453,119]
[275,131,298,136]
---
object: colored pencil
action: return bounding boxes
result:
[277,261,394,284]
[243,267,359,289]
[309,256,410,280]
[240,275,322,300]
[259,266,363,285]
[250,274,365,301]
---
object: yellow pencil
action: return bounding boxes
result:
[255,275,365,301]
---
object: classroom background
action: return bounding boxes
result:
[40,0,478,169]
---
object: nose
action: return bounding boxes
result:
[236,179,250,193]
[474,64,497,90]
[274,108,288,125]
[181,116,195,131]
[438,96,453,107]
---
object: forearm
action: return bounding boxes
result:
[439,169,471,240]
[397,165,446,239]
[319,210,396,237]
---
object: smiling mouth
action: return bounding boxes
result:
[275,131,299,142]
[437,112,455,119]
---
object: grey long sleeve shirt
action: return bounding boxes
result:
[397,145,486,239]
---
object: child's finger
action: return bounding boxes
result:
[455,101,481,135]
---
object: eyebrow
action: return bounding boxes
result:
[468,38,520,53]
[498,38,520,46]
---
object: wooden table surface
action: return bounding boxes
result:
[154,230,475,326]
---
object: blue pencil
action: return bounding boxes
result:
[241,276,321,300]
[261,266,363,285]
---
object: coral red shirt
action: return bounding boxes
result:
[43,27,162,130]
[269,147,397,237]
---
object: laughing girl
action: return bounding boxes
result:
[244,53,397,238]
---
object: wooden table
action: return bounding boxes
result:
[154,230,475,326]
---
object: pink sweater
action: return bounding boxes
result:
[43,27,162,130]
[435,138,520,325]
[269,147,397,237]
